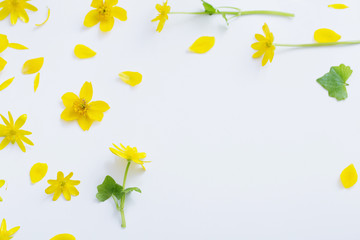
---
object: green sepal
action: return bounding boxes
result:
[316,64,352,101]
[96,175,123,202]
[124,187,142,194]
[202,0,217,15]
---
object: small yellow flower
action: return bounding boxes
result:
[61,82,110,131]
[0,219,20,239]
[0,0,38,25]
[45,171,80,201]
[251,23,275,66]
[152,1,170,33]
[0,111,33,152]
[84,0,127,32]
[110,143,149,169]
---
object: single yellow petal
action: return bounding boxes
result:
[87,110,104,121]
[0,57,7,72]
[0,180,5,188]
[10,11,18,25]
[88,101,110,112]
[79,82,93,102]
[84,10,99,27]
[112,7,127,21]
[14,114,27,129]
[61,92,79,108]
[99,17,114,32]
[341,164,358,188]
[0,196,2,202]
[328,4,348,9]
[105,0,118,7]
[16,138,26,152]
[61,108,79,121]
[0,8,10,21]
[0,77,14,91]
[189,36,215,54]
[35,8,50,26]
[18,9,29,23]
[91,0,103,8]
[34,72,40,92]
[0,34,9,53]
[50,234,76,240]
[8,43,28,50]
[314,28,341,43]
[22,57,44,74]
[7,226,20,235]
[30,163,48,184]
[0,219,6,232]
[74,44,96,59]
[77,116,93,131]
[0,138,10,150]
[119,71,142,86]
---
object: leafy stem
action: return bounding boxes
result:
[120,161,131,228]
[168,10,294,17]
[274,41,360,47]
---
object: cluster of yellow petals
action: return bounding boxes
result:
[84,0,127,32]
[110,143,149,169]
[251,23,275,66]
[0,0,37,25]
[0,219,20,240]
[45,171,80,201]
[61,82,110,131]
[151,0,170,33]
[0,111,33,152]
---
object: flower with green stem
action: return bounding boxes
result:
[152,0,294,32]
[96,143,149,228]
[252,23,360,66]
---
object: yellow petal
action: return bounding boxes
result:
[34,72,40,92]
[84,10,99,27]
[0,57,7,72]
[0,77,14,91]
[77,116,93,131]
[0,34,9,53]
[30,163,48,184]
[328,4,348,9]
[119,71,142,86]
[8,43,28,50]
[340,164,358,188]
[99,17,114,32]
[61,92,79,108]
[112,7,127,21]
[74,44,96,59]
[88,101,110,112]
[61,108,79,121]
[22,57,44,74]
[189,36,215,54]
[0,196,2,202]
[79,82,93,102]
[0,180,4,188]
[35,8,50,26]
[314,28,341,43]
[50,234,76,240]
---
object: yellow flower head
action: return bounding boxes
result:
[110,143,149,169]
[251,23,275,66]
[0,0,38,25]
[0,219,20,240]
[61,82,110,131]
[45,171,80,201]
[152,1,170,33]
[84,0,127,32]
[0,111,33,152]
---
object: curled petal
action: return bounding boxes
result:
[35,8,50,26]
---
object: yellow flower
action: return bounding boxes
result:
[45,171,80,201]
[0,111,33,152]
[0,219,20,240]
[110,143,149,169]
[84,0,127,32]
[152,1,170,33]
[0,0,38,25]
[61,82,110,131]
[251,23,275,66]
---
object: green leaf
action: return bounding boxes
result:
[113,183,124,199]
[316,64,352,101]
[124,187,142,194]
[202,0,217,15]
[96,175,122,202]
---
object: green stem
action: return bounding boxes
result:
[169,10,294,17]
[274,41,360,47]
[120,161,131,228]
[112,195,120,211]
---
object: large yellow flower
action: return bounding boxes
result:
[0,0,37,25]
[45,171,80,201]
[251,23,275,66]
[84,0,127,32]
[110,143,149,169]
[61,82,110,131]
[0,111,33,152]
[0,219,20,240]
[152,1,170,33]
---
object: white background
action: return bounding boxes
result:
[1,0,360,239]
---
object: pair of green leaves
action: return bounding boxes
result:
[202,0,230,25]
[96,175,141,202]
[317,64,353,101]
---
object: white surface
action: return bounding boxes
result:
[1,0,360,239]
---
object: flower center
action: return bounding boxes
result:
[73,98,88,115]
[60,181,66,188]
[9,129,17,136]
[98,5,111,17]
[10,0,20,7]
[265,41,273,48]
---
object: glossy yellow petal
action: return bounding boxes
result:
[7,226,20,235]
[88,101,110,112]
[0,57,7,72]
[79,82,93,102]
[84,10,99,27]
[87,110,104,121]
[0,138,10,150]
[91,0,103,8]
[61,92,79,108]
[341,164,358,188]
[14,114,27,130]
[119,71,142,86]
[22,57,44,74]
[30,163,48,184]
[112,7,127,21]
[0,34,9,53]
[314,28,341,43]
[77,116,93,131]
[328,4,348,9]
[189,36,215,54]
[0,8,10,21]
[34,72,40,92]
[50,234,76,240]
[61,108,79,121]
[8,43,28,50]
[74,44,96,59]
[105,0,118,7]
[0,77,14,91]
[0,180,4,188]
[10,11,18,25]
[99,17,114,32]
[18,9,29,23]
[35,8,50,26]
